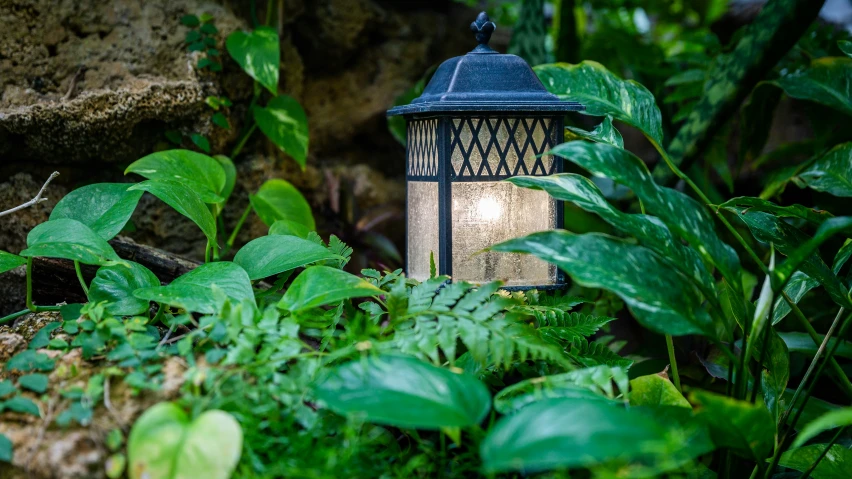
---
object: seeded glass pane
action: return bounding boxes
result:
[451,181,556,286]
[407,182,440,281]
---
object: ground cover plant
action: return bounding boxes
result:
[2,0,852,478]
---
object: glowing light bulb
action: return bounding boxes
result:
[476,196,502,222]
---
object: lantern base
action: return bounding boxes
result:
[498,283,567,292]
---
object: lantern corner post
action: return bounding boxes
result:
[437,115,453,278]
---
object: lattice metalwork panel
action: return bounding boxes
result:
[449,117,558,179]
[407,119,439,179]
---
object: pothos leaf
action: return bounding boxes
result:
[50,183,143,240]
[0,251,26,274]
[252,95,309,169]
[225,26,279,94]
[20,219,121,266]
[129,180,216,243]
[124,149,226,204]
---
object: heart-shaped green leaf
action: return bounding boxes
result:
[225,26,279,94]
[492,231,715,337]
[314,355,491,429]
[0,251,25,274]
[690,390,774,460]
[253,95,309,169]
[128,402,242,479]
[481,398,712,474]
[250,179,314,229]
[233,235,338,280]
[213,155,237,203]
[20,219,121,266]
[795,142,852,197]
[535,61,663,147]
[279,266,382,312]
[134,262,254,314]
[125,150,226,204]
[50,183,143,240]
[0,433,11,463]
[129,180,216,242]
[88,262,160,316]
[629,374,690,408]
[268,219,312,238]
[18,373,49,393]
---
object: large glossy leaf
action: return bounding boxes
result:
[20,219,121,266]
[779,331,852,360]
[252,95,309,169]
[128,402,242,479]
[492,231,715,337]
[493,365,628,414]
[761,329,790,424]
[795,142,852,197]
[134,262,254,314]
[629,374,690,408]
[723,209,852,309]
[773,57,852,117]
[509,174,716,296]
[564,116,624,149]
[225,26,279,94]
[314,355,490,429]
[125,150,226,204]
[129,180,216,242]
[792,407,852,448]
[550,141,742,291]
[50,183,143,240]
[249,179,314,229]
[88,262,160,316]
[233,235,339,280]
[535,61,663,146]
[778,444,852,479]
[481,398,712,474]
[690,390,774,460]
[718,196,832,225]
[279,266,382,312]
[0,251,25,274]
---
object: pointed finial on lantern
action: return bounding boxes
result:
[470,12,496,53]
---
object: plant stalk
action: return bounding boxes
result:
[230,123,258,159]
[225,203,254,252]
[26,257,36,312]
[665,334,682,392]
[798,426,846,479]
[74,261,89,295]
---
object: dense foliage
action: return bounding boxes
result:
[3,1,852,478]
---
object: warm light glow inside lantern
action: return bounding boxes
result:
[388,12,583,289]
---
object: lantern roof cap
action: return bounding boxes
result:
[387,12,583,117]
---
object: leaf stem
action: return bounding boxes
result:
[74,261,89,295]
[0,308,31,325]
[204,240,211,263]
[225,203,254,252]
[798,426,846,479]
[230,123,258,159]
[784,295,852,398]
[26,257,35,312]
[665,334,682,392]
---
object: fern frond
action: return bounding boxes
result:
[566,338,633,369]
[536,311,616,344]
[327,235,353,268]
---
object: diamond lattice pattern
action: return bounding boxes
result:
[407,119,439,177]
[450,117,557,178]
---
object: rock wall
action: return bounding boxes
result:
[0,0,474,271]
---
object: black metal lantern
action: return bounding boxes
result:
[388,12,583,290]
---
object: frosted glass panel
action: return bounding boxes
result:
[407,182,440,281]
[451,182,556,286]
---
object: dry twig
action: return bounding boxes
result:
[0,171,60,217]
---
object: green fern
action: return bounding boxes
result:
[566,338,633,369]
[533,311,616,344]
